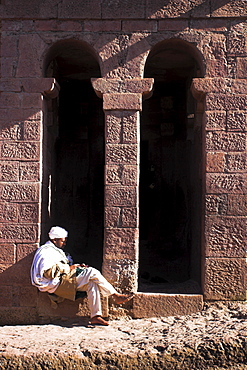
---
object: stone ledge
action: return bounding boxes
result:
[132,293,203,318]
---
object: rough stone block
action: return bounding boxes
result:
[105,165,138,186]
[204,258,246,300]
[105,228,138,260]
[227,194,247,216]
[204,111,226,131]
[206,173,247,194]
[227,32,246,56]
[206,94,247,111]
[158,19,188,31]
[147,0,190,18]
[0,123,22,140]
[206,152,225,172]
[106,144,137,164]
[103,93,142,111]
[105,165,122,185]
[33,20,58,31]
[0,307,38,325]
[84,20,121,32]
[105,186,137,207]
[122,207,138,228]
[205,216,246,257]
[0,183,39,202]
[105,207,121,228]
[0,203,18,222]
[16,34,47,78]
[1,35,19,58]
[122,165,138,186]
[57,20,82,31]
[0,78,21,93]
[0,244,15,264]
[0,286,13,307]
[0,141,40,160]
[132,293,203,318]
[1,57,17,78]
[206,132,246,152]
[205,194,228,215]
[227,111,247,131]
[20,162,40,181]
[123,20,157,32]
[105,112,122,143]
[0,161,19,181]
[212,1,247,17]
[21,93,42,109]
[206,59,228,78]
[18,203,39,223]
[16,243,37,261]
[58,0,101,19]
[122,112,139,143]
[0,92,20,108]
[102,258,138,292]
[236,57,247,78]
[19,286,38,307]
[192,18,227,31]
[102,0,145,19]
[225,153,246,172]
[0,224,38,242]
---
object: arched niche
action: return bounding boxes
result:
[43,39,104,269]
[139,39,204,293]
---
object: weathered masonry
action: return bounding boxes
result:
[0,0,246,324]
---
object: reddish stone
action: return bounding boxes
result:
[205,194,228,215]
[57,21,82,31]
[0,161,19,182]
[204,111,226,131]
[0,244,15,264]
[104,228,138,260]
[105,207,121,228]
[206,132,246,152]
[0,286,13,307]
[147,0,190,19]
[23,120,41,141]
[0,183,39,202]
[103,93,142,111]
[228,32,246,56]
[206,173,247,194]
[102,0,145,19]
[18,204,39,223]
[19,162,40,181]
[0,93,20,108]
[123,20,157,32]
[34,20,58,31]
[0,224,38,243]
[227,194,247,216]
[21,93,42,109]
[105,186,137,207]
[1,35,19,58]
[19,286,38,307]
[236,57,247,79]
[84,20,121,32]
[0,141,40,161]
[0,203,18,222]
[106,144,138,164]
[212,1,247,17]
[158,19,188,31]
[122,207,138,228]
[105,112,122,144]
[16,243,37,261]
[206,152,225,172]
[122,112,139,143]
[227,111,247,132]
[205,216,246,258]
[58,0,101,19]
[204,258,246,300]
[192,18,227,31]
[225,153,246,172]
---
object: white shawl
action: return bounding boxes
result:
[30,241,69,293]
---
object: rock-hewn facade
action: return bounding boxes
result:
[0,0,246,324]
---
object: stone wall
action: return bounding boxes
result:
[0,0,246,323]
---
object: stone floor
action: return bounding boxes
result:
[0,301,247,369]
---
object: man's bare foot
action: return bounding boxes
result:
[89,316,109,326]
[112,293,134,305]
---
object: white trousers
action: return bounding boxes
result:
[76,267,117,318]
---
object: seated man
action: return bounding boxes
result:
[31,226,133,326]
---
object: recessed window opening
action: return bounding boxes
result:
[139,40,202,294]
[44,41,104,270]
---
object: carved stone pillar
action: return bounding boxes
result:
[192,77,247,301]
[92,78,153,293]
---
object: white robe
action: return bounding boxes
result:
[30,241,69,293]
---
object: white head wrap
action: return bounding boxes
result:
[48,226,68,239]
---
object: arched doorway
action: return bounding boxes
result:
[43,40,104,269]
[139,39,204,293]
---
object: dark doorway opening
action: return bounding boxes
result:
[139,40,202,293]
[45,41,104,270]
